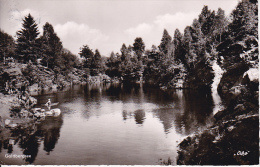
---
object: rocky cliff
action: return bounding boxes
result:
[0,62,87,94]
[177,65,259,165]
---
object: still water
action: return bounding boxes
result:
[0,83,215,165]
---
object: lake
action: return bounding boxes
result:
[0,83,215,165]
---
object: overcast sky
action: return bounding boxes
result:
[0,0,239,56]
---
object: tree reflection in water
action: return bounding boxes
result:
[121,109,146,125]
[125,85,215,135]
[151,89,214,135]
[122,110,127,120]
[0,115,63,164]
[39,117,63,154]
[122,110,134,121]
[113,84,215,135]
[152,108,176,134]
[0,83,217,165]
[22,133,40,164]
[134,109,145,125]
[172,90,214,135]
[7,143,13,154]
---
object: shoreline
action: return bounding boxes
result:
[177,66,259,165]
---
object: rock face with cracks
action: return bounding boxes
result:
[177,65,259,165]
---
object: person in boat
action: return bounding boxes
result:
[46,99,51,110]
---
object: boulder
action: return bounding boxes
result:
[9,123,18,129]
[32,108,41,113]
[5,119,11,126]
[243,68,258,82]
[29,83,39,92]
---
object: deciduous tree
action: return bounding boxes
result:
[0,30,15,62]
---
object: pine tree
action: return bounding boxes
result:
[40,22,63,68]
[92,49,101,69]
[198,6,211,25]
[202,11,215,36]
[133,37,145,61]
[79,45,94,68]
[158,29,172,56]
[91,49,102,75]
[212,8,229,42]
[183,26,193,69]
[229,0,258,38]
[190,19,206,65]
[173,29,185,63]
[118,44,132,79]
[120,43,128,61]
[16,13,40,63]
[217,0,258,68]
[106,51,120,77]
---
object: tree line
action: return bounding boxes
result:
[0,0,258,89]
[1,14,79,73]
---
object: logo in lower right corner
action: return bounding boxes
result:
[234,151,250,156]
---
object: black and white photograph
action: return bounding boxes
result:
[0,0,258,165]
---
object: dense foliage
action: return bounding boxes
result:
[102,4,229,89]
[0,0,258,90]
[40,22,63,69]
[217,0,258,69]
[0,30,15,61]
[16,14,40,63]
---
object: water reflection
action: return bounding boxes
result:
[134,109,146,125]
[0,83,217,165]
[23,117,63,163]
[103,84,214,135]
[22,132,40,163]
[153,108,176,134]
[40,117,63,154]
[7,142,13,153]
[122,110,129,121]
[0,116,63,164]
[135,87,214,135]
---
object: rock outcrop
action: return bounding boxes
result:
[0,62,88,94]
[177,65,259,165]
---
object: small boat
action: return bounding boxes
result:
[43,102,59,107]
[52,108,61,117]
[45,108,61,117]
[45,111,53,116]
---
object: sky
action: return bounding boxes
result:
[0,0,239,56]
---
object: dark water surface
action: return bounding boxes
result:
[0,83,215,165]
